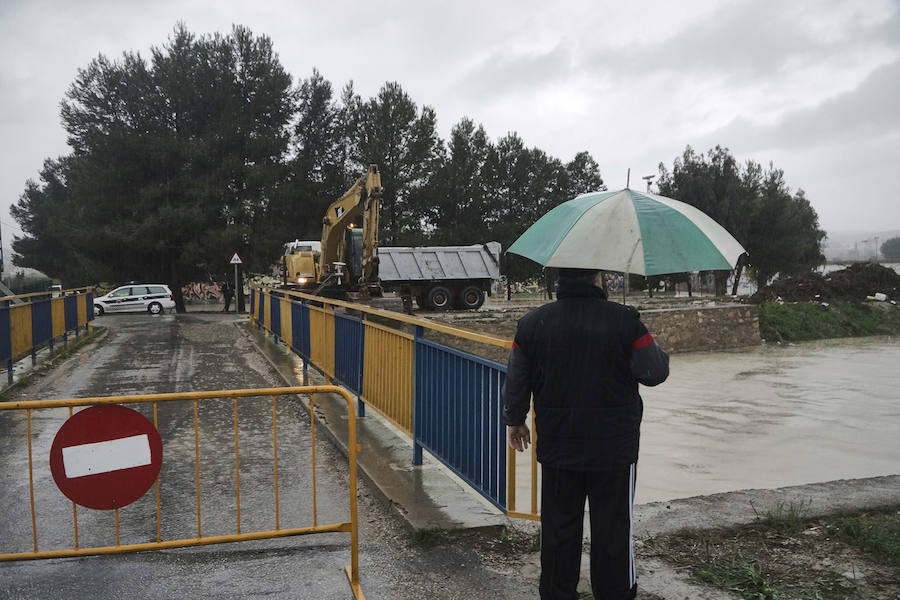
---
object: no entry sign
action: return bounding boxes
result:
[50,405,163,510]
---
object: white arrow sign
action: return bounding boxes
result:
[230,252,243,264]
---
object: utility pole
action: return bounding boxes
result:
[860,237,880,261]
[642,174,655,192]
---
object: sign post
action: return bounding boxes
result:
[230,252,243,313]
[50,405,163,510]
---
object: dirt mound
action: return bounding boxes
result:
[752,263,900,303]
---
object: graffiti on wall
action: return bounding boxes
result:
[604,273,624,292]
[182,282,223,301]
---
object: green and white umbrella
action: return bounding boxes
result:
[507,188,746,276]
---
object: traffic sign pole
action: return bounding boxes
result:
[230,252,243,314]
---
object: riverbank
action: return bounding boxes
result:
[642,501,900,599]
[758,300,900,342]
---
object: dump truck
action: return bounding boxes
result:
[378,242,501,310]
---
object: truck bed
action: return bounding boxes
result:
[377,242,501,282]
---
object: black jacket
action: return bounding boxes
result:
[502,279,669,470]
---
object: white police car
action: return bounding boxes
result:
[94,284,176,316]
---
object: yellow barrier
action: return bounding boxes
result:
[279,297,292,349]
[0,386,366,599]
[9,303,33,359]
[51,297,66,338]
[506,402,541,521]
[76,294,87,325]
[361,319,414,434]
[2,287,94,371]
[308,304,335,378]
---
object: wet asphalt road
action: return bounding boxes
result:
[0,312,535,600]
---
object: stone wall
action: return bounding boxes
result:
[640,303,761,353]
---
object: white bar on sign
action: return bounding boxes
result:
[62,434,152,478]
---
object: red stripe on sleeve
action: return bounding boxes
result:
[632,333,655,349]
[512,341,521,350]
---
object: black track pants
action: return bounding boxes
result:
[539,463,637,600]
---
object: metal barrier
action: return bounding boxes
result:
[250,287,542,520]
[0,385,366,599]
[506,404,541,521]
[0,288,94,382]
[414,330,508,510]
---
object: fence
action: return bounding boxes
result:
[250,287,541,519]
[0,288,94,383]
[0,386,365,599]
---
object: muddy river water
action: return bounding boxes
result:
[636,335,900,504]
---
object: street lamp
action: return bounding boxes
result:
[642,175,655,193]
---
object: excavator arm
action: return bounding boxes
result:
[320,164,382,285]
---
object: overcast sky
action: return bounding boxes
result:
[1,0,898,257]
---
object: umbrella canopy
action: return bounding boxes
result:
[507,188,746,276]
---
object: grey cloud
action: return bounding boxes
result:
[583,0,900,83]
[698,59,900,152]
[455,44,573,101]
[452,1,900,108]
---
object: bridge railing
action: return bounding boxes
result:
[0,288,94,382]
[250,286,540,519]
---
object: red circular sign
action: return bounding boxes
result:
[50,405,163,510]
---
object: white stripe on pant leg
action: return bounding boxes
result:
[632,463,636,586]
[628,462,635,588]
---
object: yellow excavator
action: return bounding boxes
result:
[282,165,382,296]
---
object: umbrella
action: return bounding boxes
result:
[507,188,746,276]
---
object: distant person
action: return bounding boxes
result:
[222,280,234,312]
[503,268,669,600]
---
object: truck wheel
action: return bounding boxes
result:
[426,286,452,310]
[457,286,485,310]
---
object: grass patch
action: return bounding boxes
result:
[762,499,812,535]
[694,556,851,600]
[758,300,900,342]
[411,527,452,549]
[649,506,900,600]
[415,525,541,554]
[826,510,900,567]
[498,525,541,552]
[694,556,780,599]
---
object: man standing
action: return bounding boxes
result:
[222,279,234,312]
[503,268,669,600]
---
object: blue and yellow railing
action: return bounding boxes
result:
[249,286,528,515]
[1,288,94,383]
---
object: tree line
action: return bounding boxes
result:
[656,146,825,292]
[881,237,900,260]
[13,24,825,308]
